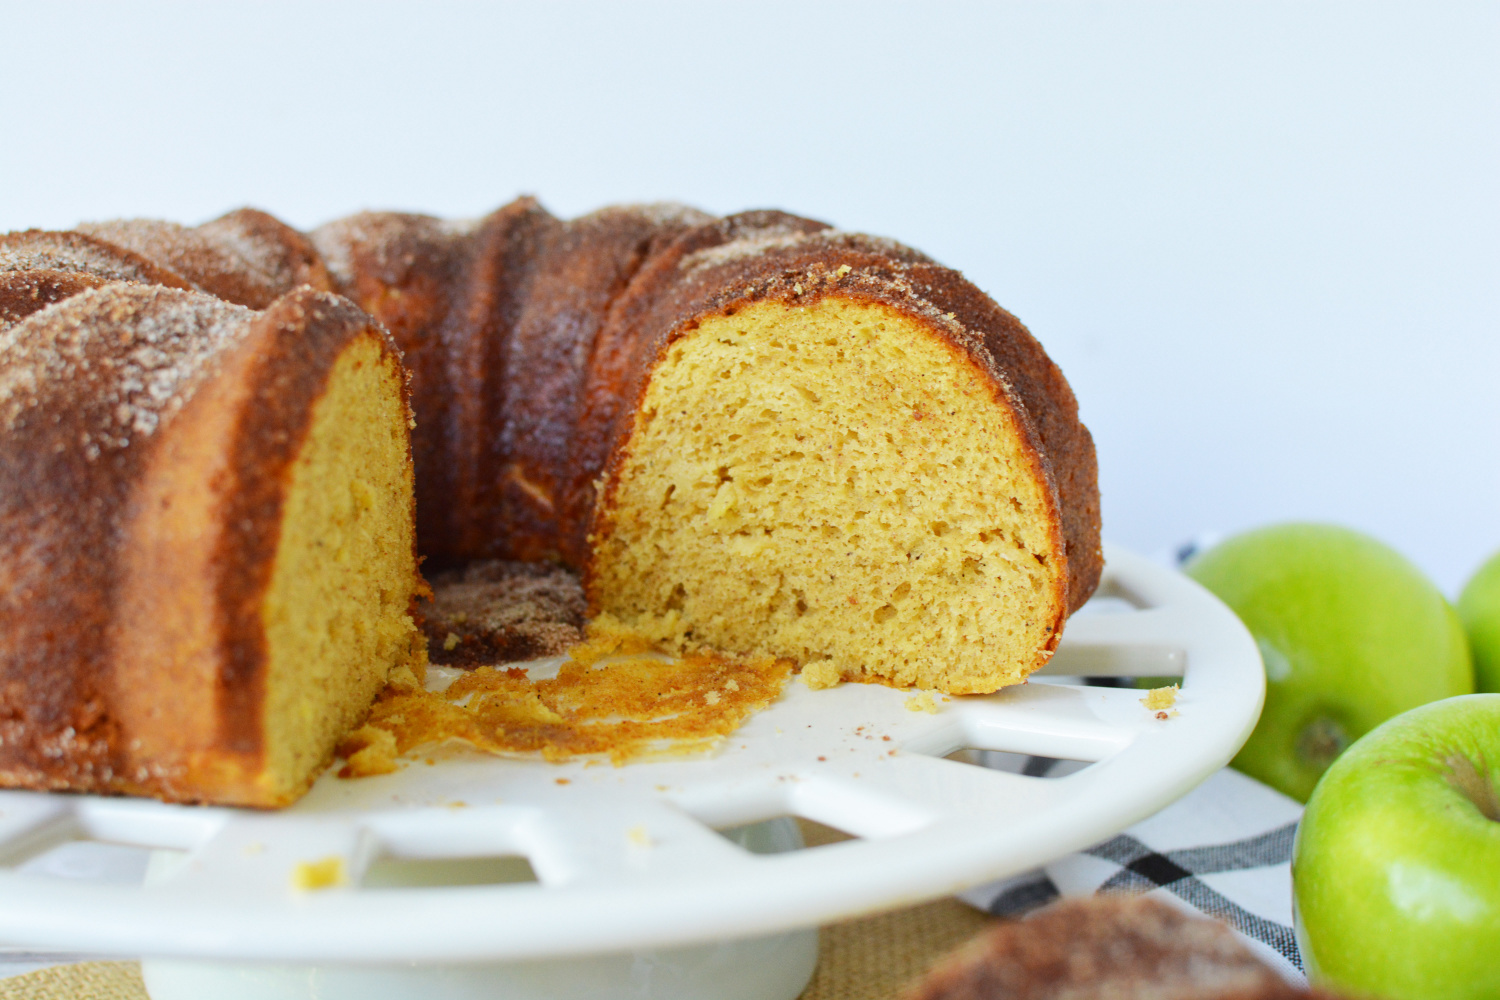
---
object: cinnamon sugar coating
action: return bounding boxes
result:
[310,200,715,567]
[79,208,335,309]
[0,285,252,792]
[422,560,586,665]
[0,269,112,332]
[0,229,197,292]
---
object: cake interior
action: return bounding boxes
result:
[592,296,1062,694]
[259,333,422,802]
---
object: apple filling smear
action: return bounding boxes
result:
[337,623,793,770]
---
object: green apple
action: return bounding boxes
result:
[1184,523,1473,802]
[1458,549,1500,694]
[1293,694,1500,1000]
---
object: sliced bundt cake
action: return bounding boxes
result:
[0,198,1101,803]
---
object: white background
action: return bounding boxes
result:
[2,1,1495,595]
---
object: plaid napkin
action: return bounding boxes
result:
[958,761,1305,983]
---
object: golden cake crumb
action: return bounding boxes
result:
[386,662,425,692]
[291,856,347,891]
[1140,685,1180,711]
[336,724,399,777]
[802,661,842,690]
[565,614,660,665]
[589,295,1072,696]
[905,692,940,714]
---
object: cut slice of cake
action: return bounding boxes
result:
[0,284,423,806]
[586,225,1100,694]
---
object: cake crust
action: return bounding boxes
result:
[78,208,335,310]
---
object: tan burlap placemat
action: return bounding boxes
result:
[0,961,145,999]
[801,896,995,1000]
[1,822,996,999]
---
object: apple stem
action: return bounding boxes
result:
[1297,716,1349,773]
[1445,754,1500,822]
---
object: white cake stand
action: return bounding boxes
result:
[0,545,1263,1000]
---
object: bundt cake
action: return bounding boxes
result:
[0,198,1101,803]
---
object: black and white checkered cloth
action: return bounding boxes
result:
[959,763,1305,983]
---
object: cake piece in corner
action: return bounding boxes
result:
[906,896,1338,1000]
[0,283,424,806]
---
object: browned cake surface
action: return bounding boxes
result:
[0,285,252,793]
[309,200,714,566]
[0,229,197,292]
[79,208,334,309]
[423,560,586,665]
[0,269,113,332]
[907,897,1329,1000]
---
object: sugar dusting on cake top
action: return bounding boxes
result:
[0,284,249,449]
[0,230,194,289]
[603,202,715,229]
[680,228,931,275]
[309,211,473,290]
